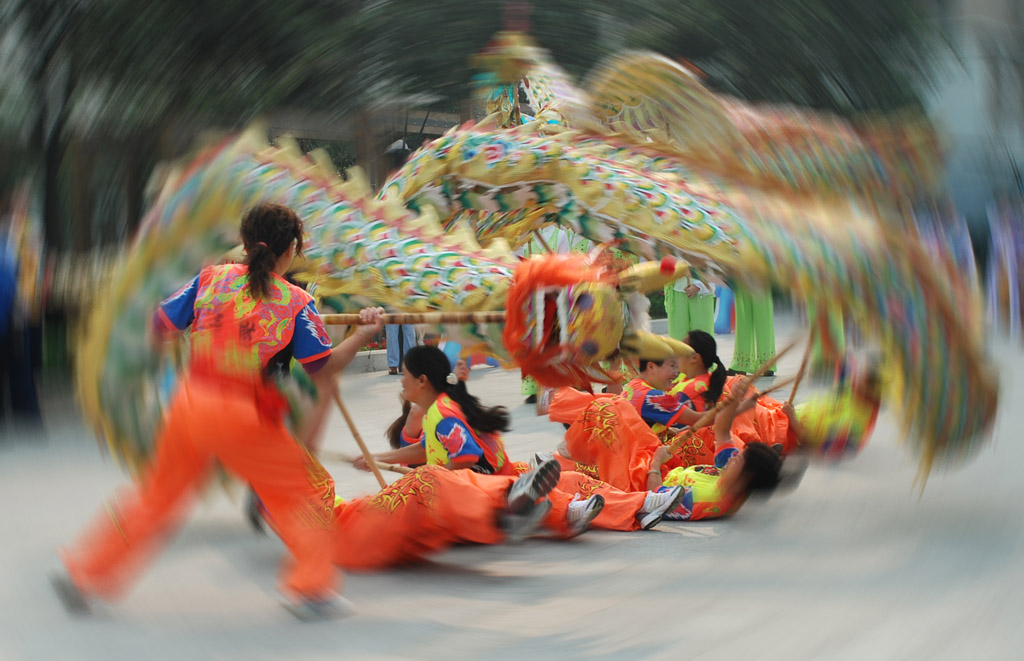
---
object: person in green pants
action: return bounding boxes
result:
[729,287,776,375]
[664,275,715,342]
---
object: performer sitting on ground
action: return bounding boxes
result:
[356,345,513,474]
[547,329,728,470]
[52,203,384,621]
[622,330,728,437]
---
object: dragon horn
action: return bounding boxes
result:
[620,329,695,359]
[618,257,691,293]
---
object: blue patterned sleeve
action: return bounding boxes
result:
[640,389,688,426]
[293,300,334,365]
[156,275,200,330]
[435,417,484,461]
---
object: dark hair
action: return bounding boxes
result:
[684,330,726,405]
[638,358,664,372]
[240,203,304,300]
[740,442,783,494]
[385,395,412,449]
[404,345,510,434]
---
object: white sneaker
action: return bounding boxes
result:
[281,593,357,622]
[566,494,605,537]
[637,486,686,530]
[506,459,561,514]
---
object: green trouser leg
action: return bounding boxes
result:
[665,286,690,341]
[751,292,776,371]
[667,286,716,341]
[688,295,715,336]
[730,289,755,373]
[521,375,538,397]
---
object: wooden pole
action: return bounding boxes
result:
[787,333,815,406]
[331,390,388,489]
[321,450,413,476]
[532,229,554,254]
[322,311,506,326]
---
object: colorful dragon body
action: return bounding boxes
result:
[80,33,995,480]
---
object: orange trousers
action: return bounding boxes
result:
[331,467,650,569]
[554,388,727,482]
[562,396,662,493]
[550,471,646,532]
[61,377,337,601]
[332,467,508,570]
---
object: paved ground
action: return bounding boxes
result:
[2,310,1023,660]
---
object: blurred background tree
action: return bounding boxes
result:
[0,0,947,251]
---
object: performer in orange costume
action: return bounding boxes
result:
[52,204,384,621]
[354,346,684,536]
[549,375,767,491]
[330,463,683,572]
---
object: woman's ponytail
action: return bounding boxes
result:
[240,203,304,300]
[706,356,727,405]
[404,345,511,434]
[385,396,413,449]
[445,380,511,435]
[685,329,726,405]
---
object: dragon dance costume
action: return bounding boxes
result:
[422,393,514,475]
[623,374,710,430]
[61,264,339,603]
[549,391,743,521]
[330,465,655,570]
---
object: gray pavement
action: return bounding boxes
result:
[2,310,1023,660]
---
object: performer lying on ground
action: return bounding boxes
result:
[347,346,686,535]
[331,459,687,570]
[781,363,882,458]
[546,375,786,518]
[692,362,882,457]
[649,390,785,521]
[52,203,385,621]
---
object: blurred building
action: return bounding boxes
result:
[928,0,1024,221]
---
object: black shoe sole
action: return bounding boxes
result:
[506,460,561,514]
[502,498,554,544]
